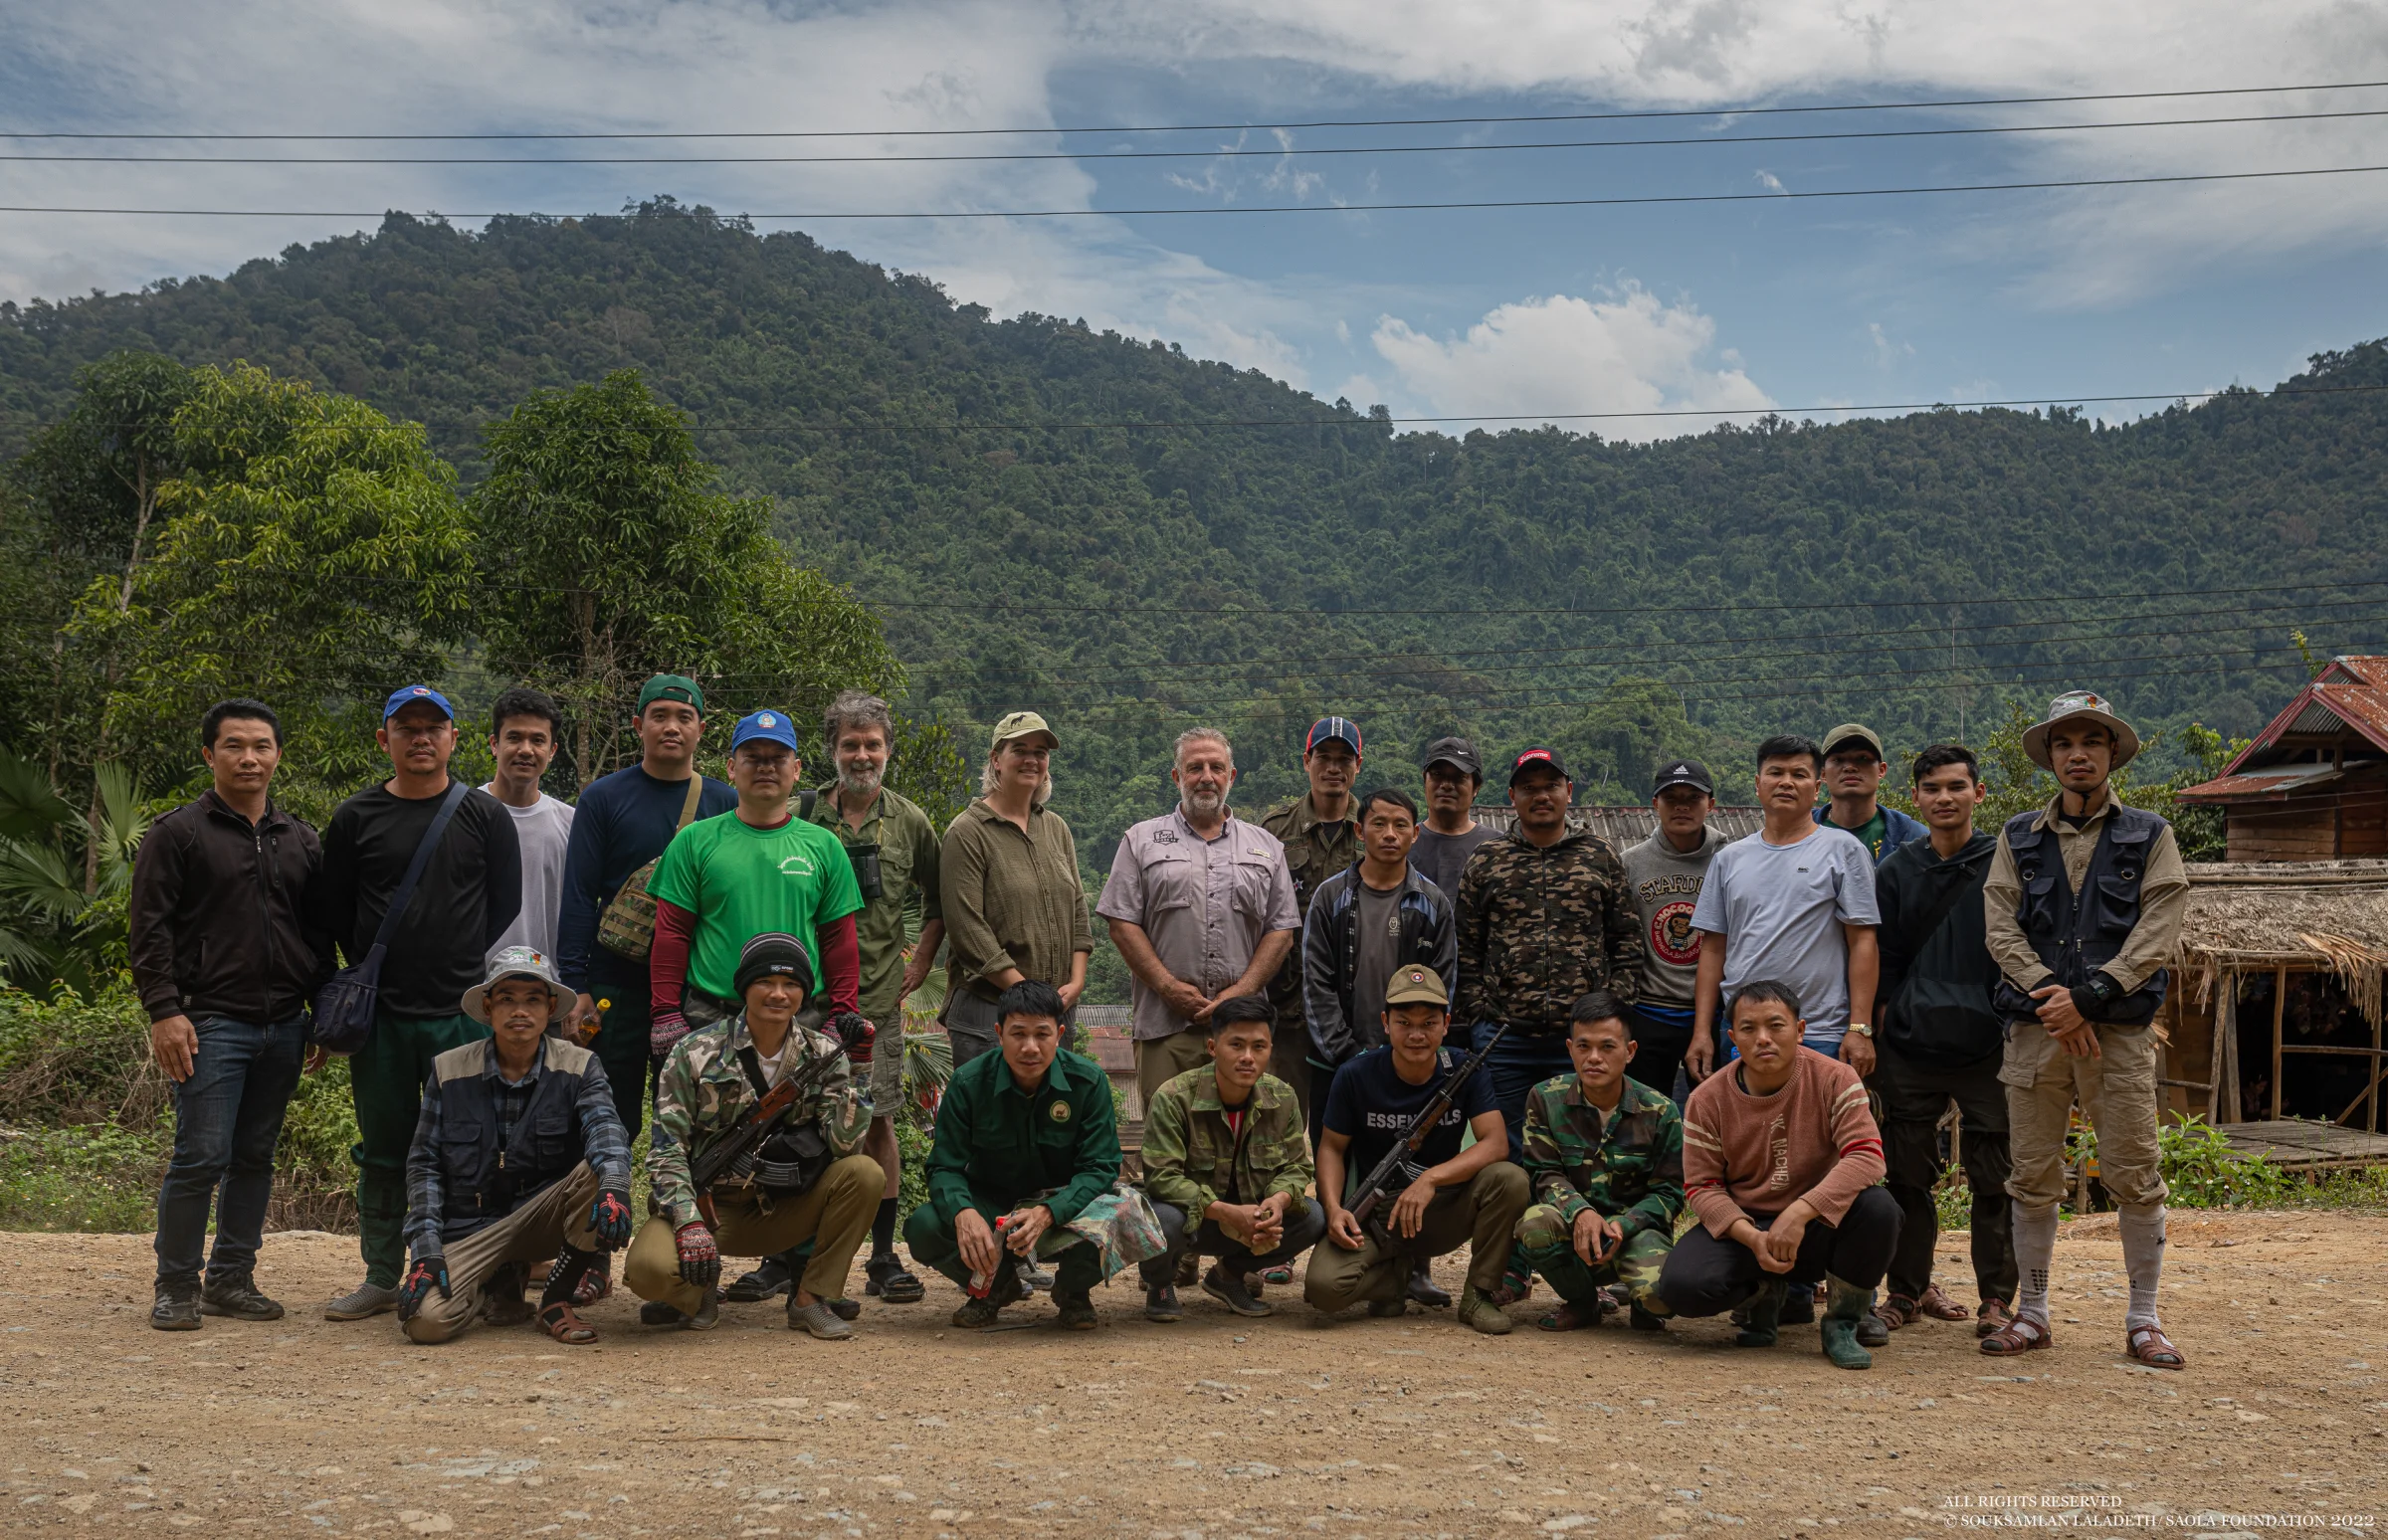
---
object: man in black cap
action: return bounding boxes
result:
[1620,759,1723,1099]
[1260,716,1365,1127]
[1413,736,1497,904]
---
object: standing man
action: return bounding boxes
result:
[1980,692,2190,1370]
[554,674,736,1143]
[1258,716,1365,1124]
[1815,723,1928,865]
[1412,736,1497,903]
[1872,745,2015,1338]
[1099,727,1300,1111]
[940,712,1093,1064]
[482,686,576,964]
[1620,759,1723,1099]
[135,699,331,1331]
[318,684,522,1321]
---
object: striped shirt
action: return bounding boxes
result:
[1680,1048,1885,1238]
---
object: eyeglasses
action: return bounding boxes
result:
[385,722,452,741]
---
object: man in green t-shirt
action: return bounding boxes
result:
[647,710,868,1055]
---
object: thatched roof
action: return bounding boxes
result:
[2176,861,2388,1022]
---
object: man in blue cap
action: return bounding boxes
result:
[318,683,523,1321]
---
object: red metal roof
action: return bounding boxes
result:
[2174,764,2347,804]
[2220,657,2388,775]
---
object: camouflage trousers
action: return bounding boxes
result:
[1514,1204,1675,1314]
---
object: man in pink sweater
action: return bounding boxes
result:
[1655,979,1898,1369]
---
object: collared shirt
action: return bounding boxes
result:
[647,1011,872,1229]
[938,799,1094,1005]
[1259,794,1361,1026]
[1139,1066,1312,1217]
[404,1036,633,1255]
[1982,790,2190,995]
[489,1053,542,1156]
[1519,1071,1685,1242]
[806,783,943,1030]
[1096,808,1300,1042]
[923,1047,1121,1227]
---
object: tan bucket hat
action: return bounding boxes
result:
[2022,689,2141,771]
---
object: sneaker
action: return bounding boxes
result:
[1627,1301,1670,1333]
[1457,1284,1514,1336]
[1144,1284,1184,1322]
[198,1271,285,1322]
[1366,1295,1409,1318]
[151,1281,201,1332]
[863,1254,925,1304]
[724,1253,794,1303]
[827,1296,862,1322]
[1856,1310,1890,1349]
[639,1295,719,1330]
[323,1281,400,1321]
[951,1265,1025,1328]
[1779,1282,1816,1325]
[1174,1251,1201,1287]
[1053,1291,1098,1330]
[787,1298,854,1340]
[1024,1266,1056,1293]
[1201,1266,1273,1318]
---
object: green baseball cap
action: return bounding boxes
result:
[1820,723,1886,762]
[637,674,705,715]
[991,710,1057,751]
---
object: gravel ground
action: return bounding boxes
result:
[2,1211,2382,1538]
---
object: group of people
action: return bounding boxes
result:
[132,674,2190,1372]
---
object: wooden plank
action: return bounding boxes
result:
[2272,965,2288,1120]
[2219,1118,2388,1171]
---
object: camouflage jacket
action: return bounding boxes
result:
[1455,832,1645,1035]
[1259,794,1359,1027]
[647,1012,871,1229]
[1138,1067,1312,1217]
[1519,1071,1685,1242]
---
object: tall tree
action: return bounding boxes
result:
[17,351,199,611]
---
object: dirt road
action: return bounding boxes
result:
[2,1212,2381,1538]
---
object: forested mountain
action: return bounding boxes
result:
[5,199,2386,857]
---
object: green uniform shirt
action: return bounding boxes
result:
[1518,1070,1686,1242]
[805,785,942,1030]
[924,1047,1119,1228]
[1258,794,1359,1029]
[648,811,867,1003]
[1137,1066,1312,1218]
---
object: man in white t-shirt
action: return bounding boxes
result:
[483,687,577,965]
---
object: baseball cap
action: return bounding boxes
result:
[382,684,455,722]
[991,710,1058,751]
[1382,965,1450,1009]
[638,674,705,714]
[1422,735,1482,779]
[1306,716,1363,757]
[1506,746,1571,786]
[1654,758,1713,795]
[1821,723,1887,762]
[730,709,800,754]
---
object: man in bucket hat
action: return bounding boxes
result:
[1979,690,2190,1370]
[397,947,634,1345]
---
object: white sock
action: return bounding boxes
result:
[2118,1205,2166,1331]
[2012,1203,2059,1327]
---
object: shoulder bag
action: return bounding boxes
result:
[597,774,706,962]
[310,782,472,1054]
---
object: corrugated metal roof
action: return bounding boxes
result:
[1472,804,1767,845]
[2221,657,2388,774]
[2174,764,2347,804]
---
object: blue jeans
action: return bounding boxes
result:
[1471,1022,1575,1165]
[153,1012,307,1286]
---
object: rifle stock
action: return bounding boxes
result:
[1345,1020,1511,1249]
[689,1051,837,1227]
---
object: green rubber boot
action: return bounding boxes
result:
[1819,1275,1876,1370]
[1734,1279,1785,1347]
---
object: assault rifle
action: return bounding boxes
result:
[1345,1020,1511,1251]
[690,1044,843,1228]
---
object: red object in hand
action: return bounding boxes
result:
[966,1216,1013,1298]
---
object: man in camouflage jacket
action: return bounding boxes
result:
[623,933,882,1338]
[1514,993,1685,1331]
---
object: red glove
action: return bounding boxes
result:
[831,1012,875,1069]
[589,1190,634,1251]
[675,1223,719,1287]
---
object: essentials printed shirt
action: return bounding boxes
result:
[1096,808,1299,1041]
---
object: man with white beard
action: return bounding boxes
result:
[1100,728,1302,1110]
[722,690,945,1307]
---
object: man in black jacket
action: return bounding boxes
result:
[132,699,333,1331]
[1872,744,2014,1338]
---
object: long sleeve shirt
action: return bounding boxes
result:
[1681,1048,1885,1237]
[1455,831,1645,1036]
[649,900,862,1017]
[552,765,737,993]
[938,800,1094,1005]
[924,1047,1119,1227]
[1982,791,2190,996]
[1518,1071,1685,1242]
[1138,1067,1312,1216]
[645,1014,872,1229]
[403,1036,632,1255]
[128,791,331,1025]
[318,783,521,1019]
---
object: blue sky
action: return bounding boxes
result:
[7,1,2388,439]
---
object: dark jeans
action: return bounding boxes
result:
[586,983,662,1144]
[1471,1022,1574,1161]
[1139,1198,1326,1286]
[1626,1005,1698,1107]
[1876,1039,2016,1303]
[1655,1187,1902,1316]
[153,1012,307,1286]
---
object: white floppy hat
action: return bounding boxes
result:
[462,945,573,1024]
[2022,689,2141,772]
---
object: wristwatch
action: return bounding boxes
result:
[1846,1022,1874,1038]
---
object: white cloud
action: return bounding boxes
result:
[1368,285,1774,439]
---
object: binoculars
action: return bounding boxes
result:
[847,841,886,902]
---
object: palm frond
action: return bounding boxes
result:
[0,838,91,921]
[0,749,76,841]
[85,762,152,893]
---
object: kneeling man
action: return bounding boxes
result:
[399,947,634,1345]
[626,933,881,1339]
[1305,965,1526,1335]
[1137,994,1324,1321]
[1656,980,1898,1369]
[905,980,1164,1330]
[1515,990,1685,1333]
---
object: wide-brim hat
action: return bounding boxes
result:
[463,946,572,1024]
[2022,689,2141,772]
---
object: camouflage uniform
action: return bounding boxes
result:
[1259,795,1358,1119]
[1514,1070,1685,1316]
[1139,1067,1314,1216]
[1454,832,1645,1035]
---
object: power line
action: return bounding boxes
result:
[9,159,2388,220]
[14,106,2385,166]
[9,78,2383,141]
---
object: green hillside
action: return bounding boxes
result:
[5,198,2386,856]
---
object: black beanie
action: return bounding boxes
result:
[733,931,815,1001]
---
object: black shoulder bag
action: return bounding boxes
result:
[311,782,472,1054]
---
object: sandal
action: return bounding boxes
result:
[1978,1315,2052,1356]
[1535,1301,1599,1332]
[538,1301,598,1345]
[1975,1297,2015,1339]
[1916,1283,1970,1321]
[1872,1292,1919,1330]
[2124,1324,2185,1370]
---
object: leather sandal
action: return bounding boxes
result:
[2124,1324,2185,1370]
[1978,1315,2053,1356]
[1916,1283,1970,1321]
[1975,1297,2015,1339]
[1872,1292,1920,1330]
[538,1302,598,1345]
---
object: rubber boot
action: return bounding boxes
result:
[1734,1279,1785,1347]
[1819,1274,1876,1370]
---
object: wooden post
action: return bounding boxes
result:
[2271,964,2288,1121]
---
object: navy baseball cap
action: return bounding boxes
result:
[1507,747,1571,786]
[382,683,455,722]
[1306,716,1363,757]
[730,709,800,754]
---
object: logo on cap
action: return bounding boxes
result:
[1670,762,1689,776]
[1519,749,1552,765]
[412,686,430,696]
[1403,968,1427,985]
[759,712,777,727]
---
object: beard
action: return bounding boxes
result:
[1182,785,1227,818]
[837,760,885,801]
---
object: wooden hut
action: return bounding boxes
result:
[2173,656,2388,861]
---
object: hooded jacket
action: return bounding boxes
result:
[1875,830,2004,1065]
